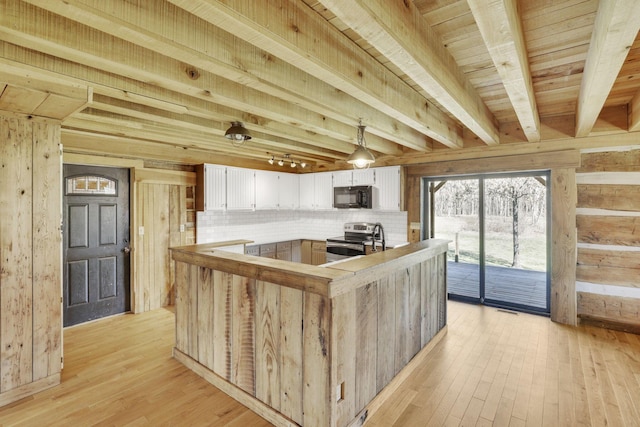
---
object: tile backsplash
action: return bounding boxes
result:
[197,209,408,245]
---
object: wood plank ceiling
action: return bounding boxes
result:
[0,0,639,170]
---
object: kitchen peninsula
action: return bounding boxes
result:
[171,239,448,427]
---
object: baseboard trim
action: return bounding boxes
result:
[578,314,640,335]
[0,373,61,408]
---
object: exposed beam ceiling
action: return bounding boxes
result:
[468,0,540,142]
[575,0,640,137]
[0,0,638,169]
[317,0,499,145]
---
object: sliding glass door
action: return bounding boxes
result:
[425,172,550,314]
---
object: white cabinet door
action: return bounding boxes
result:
[255,170,279,210]
[279,172,299,209]
[332,170,352,187]
[204,164,226,211]
[299,173,315,209]
[314,171,334,209]
[226,167,255,210]
[374,166,401,211]
[352,169,375,186]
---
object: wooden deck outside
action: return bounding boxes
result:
[1,302,639,426]
[448,261,548,310]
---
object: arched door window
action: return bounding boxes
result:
[65,175,117,196]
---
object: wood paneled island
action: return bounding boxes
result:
[171,239,448,427]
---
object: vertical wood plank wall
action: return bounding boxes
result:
[575,149,640,330]
[135,174,195,313]
[173,252,446,427]
[0,114,62,406]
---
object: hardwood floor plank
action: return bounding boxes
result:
[0,301,638,426]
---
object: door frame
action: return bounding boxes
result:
[62,164,132,325]
[63,154,142,314]
[422,170,551,315]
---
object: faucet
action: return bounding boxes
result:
[372,223,386,252]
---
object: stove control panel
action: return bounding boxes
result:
[344,222,376,234]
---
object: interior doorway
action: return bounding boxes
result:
[63,165,131,326]
[424,172,550,314]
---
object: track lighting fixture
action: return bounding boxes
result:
[266,153,307,168]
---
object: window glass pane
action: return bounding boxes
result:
[66,176,117,195]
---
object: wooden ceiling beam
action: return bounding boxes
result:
[317,0,499,145]
[0,2,399,158]
[61,129,284,168]
[90,95,360,158]
[66,110,341,163]
[467,0,540,142]
[167,0,463,149]
[575,0,640,137]
[21,0,429,153]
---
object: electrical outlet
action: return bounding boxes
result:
[139,226,144,236]
[179,224,185,232]
[410,222,421,230]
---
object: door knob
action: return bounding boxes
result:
[122,246,131,254]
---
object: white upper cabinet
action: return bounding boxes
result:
[299,171,333,210]
[314,171,334,209]
[332,170,352,187]
[226,167,255,210]
[196,164,227,211]
[299,173,315,210]
[374,166,401,211]
[255,170,280,210]
[278,172,300,210]
[352,169,376,186]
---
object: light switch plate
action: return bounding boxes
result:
[410,222,421,230]
[139,226,144,236]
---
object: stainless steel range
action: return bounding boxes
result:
[325,222,385,263]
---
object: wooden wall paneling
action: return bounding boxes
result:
[255,280,280,408]
[577,184,640,211]
[355,282,378,412]
[376,276,395,393]
[0,116,34,392]
[213,271,232,380]
[394,268,410,374]
[577,248,640,269]
[424,257,440,344]
[578,150,640,172]
[133,182,145,314]
[197,267,214,371]
[31,121,61,381]
[303,293,330,427]
[576,265,640,288]
[142,183,153,312]
[232,275,255,395]
[279,286,304,425]
[408,264,422,359]
[187,264,199,358]
[578,292,640,328]
[577,215,640,246]
[406,175,422,243]
[174,261,188,354]
[550,168,577,326]
[168,185,181,305]
[332,291,356,427]
[438,253,447,329]
[154,184,171,309]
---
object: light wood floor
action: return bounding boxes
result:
[1,302,639,426]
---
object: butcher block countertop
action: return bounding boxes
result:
[171,238,449,299]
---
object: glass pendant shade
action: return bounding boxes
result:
[347,124,375,168]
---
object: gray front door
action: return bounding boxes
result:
[63,165,130,326]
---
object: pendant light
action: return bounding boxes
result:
[347,123,375,169]
[224,121,252,146]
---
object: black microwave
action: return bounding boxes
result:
[333,185,372,209]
